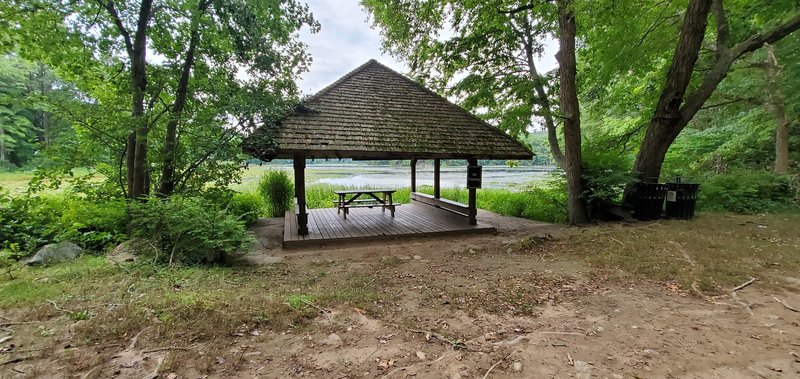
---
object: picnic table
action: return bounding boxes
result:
[334,189,397,219]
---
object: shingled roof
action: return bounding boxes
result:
[258,59,533,160]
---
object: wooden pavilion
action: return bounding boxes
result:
[245,60,533,247]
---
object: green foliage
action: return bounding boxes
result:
[416,184,568,224]
[580,150,636,212]
[257,170,294,217]
[0,189,127,254]
[3,0,319,196]
[129,197,254,265]
[51,196,127,252]
[0,190,59,253]
[698,171,797,214]
[286,294,316,309]
[226,192,266,225]
[0,243,24,279]
[0,55,77,170]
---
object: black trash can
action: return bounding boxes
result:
[634,182,668,221]
[665,178,700,220]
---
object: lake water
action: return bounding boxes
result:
[252,164,559,190]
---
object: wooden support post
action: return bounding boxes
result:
[433,158,441,199]
[467,158,478,225]
[410,158,417,193]
[293,155,308,235]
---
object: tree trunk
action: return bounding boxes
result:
[631,0,800,187]
[556,0,588,225]
[125,0,154,198]
[158,2,206,196]
[36,63,51,146]
[633,0,712,184]
[765,44,791,174]
[521,21,566,170]
[0,126,6,163]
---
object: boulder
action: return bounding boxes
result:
[26,241,82,266]
[108,238,158,264]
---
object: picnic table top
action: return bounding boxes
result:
[334,189,396,195]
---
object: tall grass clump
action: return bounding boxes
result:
[257,171,294,217]
[418,184,567,223]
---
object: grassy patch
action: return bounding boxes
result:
[0,255,386,348]
[552,213,800,294]
[0,170,35,194]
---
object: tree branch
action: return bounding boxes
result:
[700,96,761,110]
[711,0,730,54]
[732,12,800,58]
[99,0,133,55]
[499,3,535,15]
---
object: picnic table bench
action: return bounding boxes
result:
[334,189,398,219]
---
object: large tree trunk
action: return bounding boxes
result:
[633,0,711,183]
[521,19,566,170]
[125,0,154,198]
[556,0,588,224]
[765,44,791,174]
[631,0,800,187]
[158,2,207,196]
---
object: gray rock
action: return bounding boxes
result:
[324,333,342,347]
[642,349,658,358]
[108,238,158,264]
[415,351,427,361]
[574,360,592,379]
[26,241,82,266]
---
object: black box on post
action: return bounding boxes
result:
[467,165,482,189]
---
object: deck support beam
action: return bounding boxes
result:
[467,158,478,225]
[293,154,308,235]
[410,158,417,192]
[433,158,441,199]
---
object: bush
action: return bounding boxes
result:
[226,192,266,225]
[698,170,797,214]
[0,191,128,255]
[129,197,254,265]
[49,196,127,252]
[257,170,294,217]
[580,150,636,217]
[0,191,58,254]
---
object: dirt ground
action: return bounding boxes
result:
[2,211,800,378]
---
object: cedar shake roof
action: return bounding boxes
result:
[252,59,533,160]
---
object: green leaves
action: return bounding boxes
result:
[2,0,318,195]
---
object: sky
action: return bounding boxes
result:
[295,0,407,94]
[295,0,558,96]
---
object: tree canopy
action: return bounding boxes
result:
[1,0,319,196]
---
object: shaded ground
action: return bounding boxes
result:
[1,211,799,378]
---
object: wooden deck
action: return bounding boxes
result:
[283,202,495,248]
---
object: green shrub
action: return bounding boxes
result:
[0,189,127,255]
[257,170,294,217]
[226,192,266,225]
[580,150,636,210]
[0,191,59,254]
[698,170,797,214]
[49,195,127,252]
[129,197,255,265]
